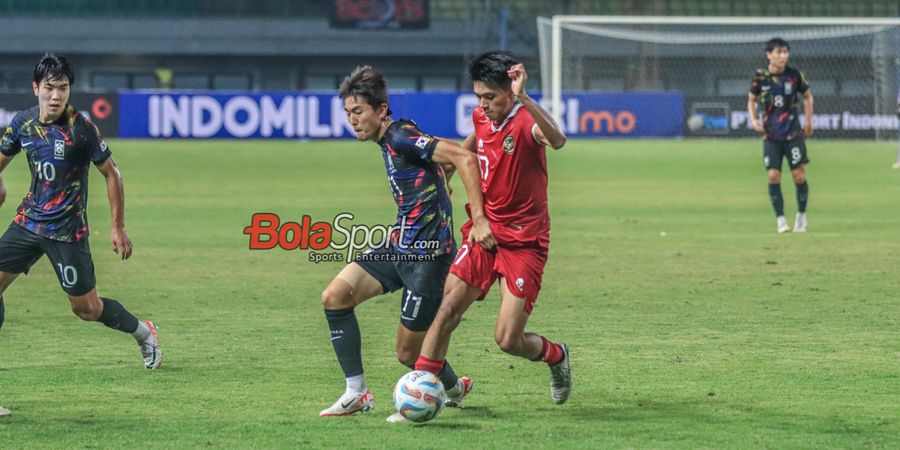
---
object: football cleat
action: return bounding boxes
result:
[794,212,807,233]
[140,321,163,369]
[892,162,900,169]
[776,216,791,234]
[0,405,10,417]
[319,389,374,416]
[444,376,474,407]
[549,343,572,405]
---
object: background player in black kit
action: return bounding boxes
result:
[318,65,493,421]
[748,38,814,233]
[0,54,162,416]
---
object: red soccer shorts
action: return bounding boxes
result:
[450,220,548,313]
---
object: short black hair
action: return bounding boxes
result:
[765,38,790,53]
[339,65,391,115]
[33,52,74,85]
[468,50,520,89]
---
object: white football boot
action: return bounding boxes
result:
[776,216,791,234]
[320,389,374,416]
[549,343,572,405]
[139,321,163,369]
[0,405,10,416]
[794,212,807,233]
[444,376,474,407]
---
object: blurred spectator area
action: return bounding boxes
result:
[0,0,896,93]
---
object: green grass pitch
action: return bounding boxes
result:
[0,138,897,448]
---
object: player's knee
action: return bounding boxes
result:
[321,285,351,309]
[767,171,781,184]
[792,173,806,184]
[395,347,418,367]
[71,302,101,321]
[494,333,521,355]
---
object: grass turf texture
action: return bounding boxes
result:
[0,138,897,449]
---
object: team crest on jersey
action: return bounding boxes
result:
[516,277,525,291]
[54,139,66,159]
[784,81,793,95]
[502,135,515,154]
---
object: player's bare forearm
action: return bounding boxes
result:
[518,93,567,149]
[0,153,13,207]
[98,158,126,229]
[747,94,764,133]
[431,140,495,248]
[803,91,814,137]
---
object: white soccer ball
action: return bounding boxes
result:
[687,113,705,131]
[393,370,446,423]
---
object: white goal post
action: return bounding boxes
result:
[538,16,900,139]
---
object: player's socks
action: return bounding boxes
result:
[796,181,809,213]
[768,183,784,217]
[414,354,445,376]
[345,374,366,394]
[0,296,5,331]
[530,336,565,366]
[324,308,364,378]
[98,297,139,334]
[438,361,460,393]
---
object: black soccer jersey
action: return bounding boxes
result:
[377,119,454,256]
[0,105,111,242]
[749,66,809,141]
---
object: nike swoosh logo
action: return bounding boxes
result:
[330,336,342,341]
[22,142,34,147]
[341,398,356,408]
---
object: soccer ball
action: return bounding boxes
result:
[686,113,705,131]
[393,370,446,423]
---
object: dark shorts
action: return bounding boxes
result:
[764,138,809,171]
[0,223,96,296]
[355,246,454,332]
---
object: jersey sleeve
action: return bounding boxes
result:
[389,123,438,163]
[1,118,22,157]
[749,70,763,96]
[797,70,810,93]
[79,115,112,165]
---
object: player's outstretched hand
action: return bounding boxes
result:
[802,123,813,137]
[469,216,496,250]
[111,227,133,260]
[507,64,527,98]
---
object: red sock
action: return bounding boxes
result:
[539,336,564,366]
[414,354,445,376]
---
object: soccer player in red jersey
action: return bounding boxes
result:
[414,51,572,405]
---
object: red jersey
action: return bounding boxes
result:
[471,103,550,248]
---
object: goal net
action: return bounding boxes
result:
[538,16,900,140]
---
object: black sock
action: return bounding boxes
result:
[796,182,809,213]
[0,296,5,331]
[98,297,139,334]
[768,183,784,217]
[325,308,363,378]
[437,360,459,390]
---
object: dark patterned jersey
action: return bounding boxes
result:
[377,119,454,256]
[0,105,112,242]
[749,66,810,141]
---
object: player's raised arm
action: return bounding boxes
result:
[97,157,133,260]
[507,64,567,150]
[431,139,495,249]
